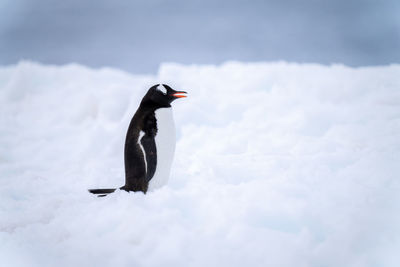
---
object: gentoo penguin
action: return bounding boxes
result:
[89,84,187,196]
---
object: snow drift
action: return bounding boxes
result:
[0,61,399,267]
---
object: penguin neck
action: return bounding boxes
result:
[139,99,171,112]
[131,102,172,133]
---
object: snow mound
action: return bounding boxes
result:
[1,61,399,266]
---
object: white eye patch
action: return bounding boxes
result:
[157,84,167,95]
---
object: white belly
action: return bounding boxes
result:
[148,108,176,191]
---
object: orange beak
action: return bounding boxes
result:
[172,91,187,98]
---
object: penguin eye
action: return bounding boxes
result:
[157,84,167,95]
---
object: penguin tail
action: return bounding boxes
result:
[88,188,117,197]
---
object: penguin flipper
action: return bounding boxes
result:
[140,135,157,182]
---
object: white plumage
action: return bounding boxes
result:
[148,107,176,191]
[137,130,147,175]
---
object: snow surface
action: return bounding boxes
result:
[0,61,399,267]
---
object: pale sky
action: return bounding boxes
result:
[1,0,399,73]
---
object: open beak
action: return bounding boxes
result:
[172,91,187,98]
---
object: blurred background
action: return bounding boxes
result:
[1,0,399,73]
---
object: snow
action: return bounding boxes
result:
[0,61,399,266]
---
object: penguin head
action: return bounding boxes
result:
[142,84,187,108]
